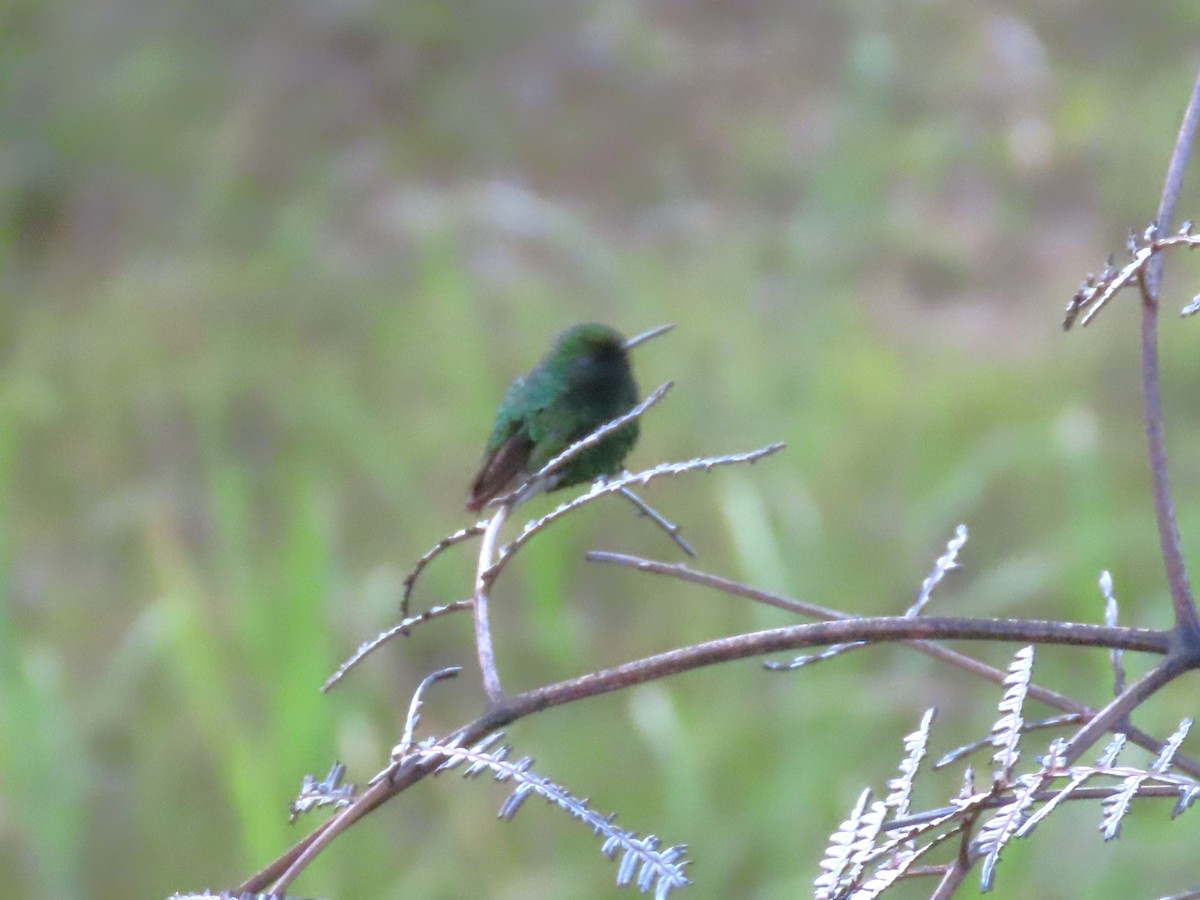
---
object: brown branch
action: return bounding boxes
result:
[1059,658,1188,766]
[399,521,487,622]
[615,486,697,557]
[1141,63,1200,636]
[240,612,1170,893]
[586,551,1200,776]
[929,839,971,900]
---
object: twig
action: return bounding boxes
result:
[616,486,697,557]
[934,714,1085,770]
[929,843,971,900]
[771,524,967,671]
[395,667,462,761]
[483,444,785,589]
[322,600,473,693]
[1059,658,1187,766]
[475,505,509,704]
[908,525,967,617]
[1100,571,1126,697]
[1141,63,1200,637]
[885,776,1200,835]
[399,521,488,623]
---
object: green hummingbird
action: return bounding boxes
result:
[467,323,670,513]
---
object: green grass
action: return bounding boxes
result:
[5,2,1200,898]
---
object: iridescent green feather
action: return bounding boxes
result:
[468,324,640,511]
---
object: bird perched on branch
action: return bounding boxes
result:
[467,323,668,513]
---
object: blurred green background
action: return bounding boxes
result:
[6,1,1200,897]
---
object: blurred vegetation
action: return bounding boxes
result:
[5,1,1200,898]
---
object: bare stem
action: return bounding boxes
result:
[322,600,472,693]
[399,521,487,622]
[616,486,697,557]
[1060,658,1187,766]
[484,443,784,588]
[1142,64,1200,636]
[585,552,1112,701]
[475,505,509,704]
[930,856,970,900]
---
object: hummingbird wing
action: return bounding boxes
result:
[467,428,535,512]
[467,373,544,512]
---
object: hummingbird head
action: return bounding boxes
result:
[550,324,635,402]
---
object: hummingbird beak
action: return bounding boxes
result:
[623,323,675,351]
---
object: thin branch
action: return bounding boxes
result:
[322,600,473,693]
[908,524,968,617]
[887,780,1200,835]
[482,444,785,589]
[1143,64,1200,636]
[770,525,967,671]
[1146,67,1200,299]
[586,550,843,619]
[474,505,509,704]
[399,521,488,623]
[1100,571,1126,697]
[1060,658,1187,765]
[929,834,972,900]
[396,667,462,760]
[763,639,866,671]
[935,714,1085,770]
[616,486,697,557]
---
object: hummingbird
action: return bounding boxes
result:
[467,323,670,513]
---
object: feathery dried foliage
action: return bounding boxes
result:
[1099,571,1126,697]
[288,762,357,823]
[907,524,968,617]
[886,708,937,821]
[821,652,1200,897]
[415,731,692,898]
[989,646,1034,783]
[1063,221,1200,328]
